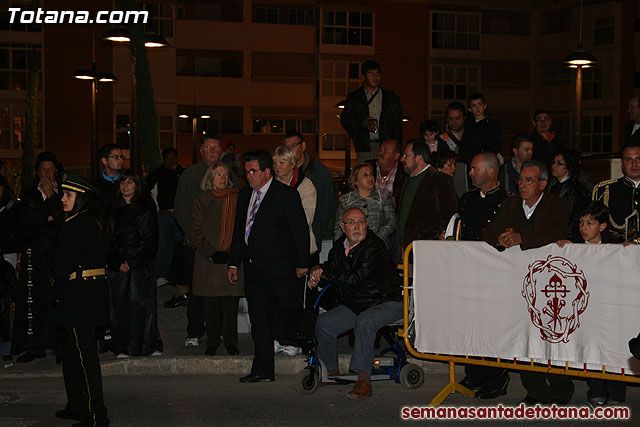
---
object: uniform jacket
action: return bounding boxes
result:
[340,86,403,153]
[397,166,458,247]
[458,186,510,241]
[321,231,402,315]
[51,212,110,328]
[592,176,640,240]
[483,192,571,250]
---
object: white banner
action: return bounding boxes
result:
[412,241,640,374]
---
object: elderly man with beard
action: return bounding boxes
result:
[309,207,403,400]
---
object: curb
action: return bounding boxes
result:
[0,355,457,379]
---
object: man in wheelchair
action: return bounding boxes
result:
[308,207,402,399]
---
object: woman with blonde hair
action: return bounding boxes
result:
[334,163,396,248]
[191,162,243,356]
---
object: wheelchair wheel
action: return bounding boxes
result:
[399,363,424,389]
[294,367,319,395]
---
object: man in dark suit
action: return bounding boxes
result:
[340,60,403,164]
[227,150,309,383]
[625,96,640,146]
[396,140,458,258]
[483,159,573,405]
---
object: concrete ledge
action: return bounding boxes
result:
[0,354,457,379]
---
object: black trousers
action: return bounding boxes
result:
[203,296,240,348]
[587,379,626,402]
[56,326,108,424]
[244,262,296,379]
[464,364,509,389]
[169,243,205,338]
[520,371,574,402]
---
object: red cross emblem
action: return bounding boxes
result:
[522,256,589,343]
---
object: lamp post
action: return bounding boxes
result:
[102,27,169,175]
[72,27,118,178]
[564,0,597,148]
[178,113,211,164]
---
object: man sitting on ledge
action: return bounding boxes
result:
[308,207,403,400]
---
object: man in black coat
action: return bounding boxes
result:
[625,96,640,146]
[92,143,123,212]
[228,150,309,383]
[340,60,403,164]
[309,207,403,400]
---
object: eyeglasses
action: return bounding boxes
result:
[245,168,263,176]
[517,177,539,185]
[109,155,126,160]
[342,219,367,226]
[286,141,302,148]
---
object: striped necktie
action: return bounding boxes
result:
[245,190,263,242]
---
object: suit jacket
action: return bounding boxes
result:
[483,191,570,250]
[340,86,403,153]
[397,166,458,248]
[625,121,640,146]
[229,179,309,274]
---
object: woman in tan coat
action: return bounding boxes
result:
[190,162,243,356]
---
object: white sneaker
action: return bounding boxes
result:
[156,277,168,288]
[185,337,200,347]
[116,353,130,359]
[150,350,163,357]
[281,346,302,356]
[274,340,285,353]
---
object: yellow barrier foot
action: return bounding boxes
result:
[428,361,476,406]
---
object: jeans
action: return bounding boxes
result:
[316,301,403,374]
[154,212,183,280]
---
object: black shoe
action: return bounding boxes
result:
[72,417,110,427]
[17,351,46,363]
[163,294,188,308]
[459,375,483,393]
[205,346,217,356]
[475,376,510,399]
[55,408,84,421]
[226,345,239,355]
[239,374,274,383]
[521,396,549,405]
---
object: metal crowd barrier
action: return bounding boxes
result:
[396,242,640,407]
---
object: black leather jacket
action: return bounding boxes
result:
[321,231,402,315]
[107,196,158,270]
[549,177,589,242]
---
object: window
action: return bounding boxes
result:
[158,115,173,150]
[322,10,373,46]
[594,17,614,46]
[252,5,312,25]
[177,50,242,78]
[180,1,242,22]
[431,64,479,100]
[540,60,571,85]
[541,9,572,35]
[0,44,42,91]
[580,114,613,153]
[482,11,530,35]
[431,12,480,50]
[321,61,360,97]
[0,104,43,150]
[144,3,175,39]
[322,133,349,152]
[582,68,602,100]
[116,114,130,149]
[252,118,316,134]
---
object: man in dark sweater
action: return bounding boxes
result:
[145,147,184,287]
[92,144,123,212]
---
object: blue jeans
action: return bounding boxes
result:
[316,301,403,374]
[155,212,183,280]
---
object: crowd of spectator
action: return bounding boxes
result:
[0,59,639,415]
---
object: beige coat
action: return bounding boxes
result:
[190,191,244,297]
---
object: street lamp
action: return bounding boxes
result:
[72,30,118,179]
[102,27,169,175]
[178,113,212,163]
[564,0,597,148]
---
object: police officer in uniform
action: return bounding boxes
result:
[450,153,512,399]
[52,173,110,426]
[592,142,640,242]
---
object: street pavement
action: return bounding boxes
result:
[1,374,638,426]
